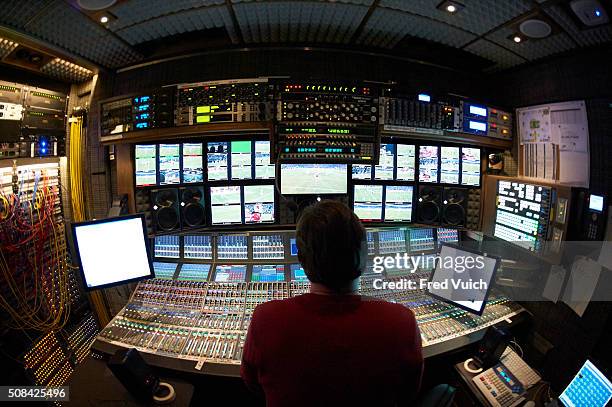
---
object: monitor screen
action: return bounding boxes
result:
[410,228,435,252]
[461,147,481,187]
[255,141,275,179]
[244,185,275,223]
[178,263,210,282]
[352,164,372,180]
[182,143,203,183]
[207,142,228,181]
[560,360,612,407]
[396,144,415,181]
[71,215,152,290]
[427,244,499,315]
[210,186,242,225]
[419,146,439,183]
[291,264,308,282]
[440,146,460,184]
[374,144,395,180]
[290,238,298,256]
[251,265,286,282]
[384,185,413,222]
[217,234,248,259]
[154,235,179,258]
[589,194,604,213]
[253,234,284,259]
[468,104,487,117]
[153,262,177,279]
[159,144,180,185]
[280,164,347,195]
[353,184,383,221]
[135,145,157,186]
[214,264,247,282]
[183,235,212,259]
[231,140,252,180]
[437,228,459,243]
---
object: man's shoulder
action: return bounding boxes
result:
[360,296,417,318]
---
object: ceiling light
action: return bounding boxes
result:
[100,15,109,24]
[513,36,522,43]
[437,1,465,14]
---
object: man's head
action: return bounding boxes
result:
[296,200,366,291]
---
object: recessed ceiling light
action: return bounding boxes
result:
[513,36,522,43]
[437,1,465,14]
[100,15,109,24]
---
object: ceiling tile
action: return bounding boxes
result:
[464,39,525,70]
[487,25,576,61]
[544,4,612,47]
[0,0,48,29]
[358,8,477,48]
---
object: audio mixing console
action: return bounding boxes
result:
[95,232,525,376]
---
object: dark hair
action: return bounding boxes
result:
[296,200,366,291]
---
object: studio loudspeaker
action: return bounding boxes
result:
[150,188,179,232]
[180,186,205,228]
[418,185,442,224]
[442,187,467,227]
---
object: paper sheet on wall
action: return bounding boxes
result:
[557,124,588,152]
[519,107,551,144]
[562,257,601,317]
[543,265,567,303]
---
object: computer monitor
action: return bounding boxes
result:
[71,215,153,290]
[440,146,460,184]
[589,194,604,213]
[207,142,228,181]
[255,140,275,179]
[214,264,247,282]
[352,164,372,180]
[427,243,500,315]
[244,184,275,223]
[280,164,347,195]
[353,184,383,221]
[159,144,180,185]
[291,264,308,282]
[374,144,395,180]
[231,140,252,180]
[134,145,157,187]
[419,146,439,183]
[251,265,286,282]
[396,144,416,181]
[210,186,242,225]
[384,185,413,222]
[182,142,203,183]
[559,360,612,407]
[461,147,481,187]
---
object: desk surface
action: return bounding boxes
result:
[66,355,194,407]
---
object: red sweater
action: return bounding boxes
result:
[241,293,424,406]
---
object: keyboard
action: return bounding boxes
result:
[473,347,541,407]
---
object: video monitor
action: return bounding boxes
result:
[384,185,413,222]
[71,215,153,290]
[440,146,460,184]
[182,142,203,183]
[217,234,248,259]
[374,144,395,180]
[244,185,275,223]
[353,185,383,222]
[427,244,499,315]
[159,144,180,185]
[207,142,228,181]
[153,262,178,280]
[253,234,284,259]
[352,164,372,180]
[437,228,459,244]
[231,140,252,180]
[135,145,157,187]
[280,164,347,195]
[251,265,286,282]
[461,147,481,187]
[589,194,604,213]
[210,186,242,225]
[178,263,210,282]
[214,264,247,282]
[255,141,275,179]
[410,228,435,252]
[396,144,415,181]
[184,235,212,259]
[154,235,180,258]
[419,146,439,183]
[290,238,298,256]
[559,360,612,407]
[291,264,308,282]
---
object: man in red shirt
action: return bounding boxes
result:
[241,200,423,406]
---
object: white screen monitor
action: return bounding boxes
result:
[427,244,499,315]
[559,360,612,407]
[71,215,153,290]
[280,164,347,195]
[589,194,604,213]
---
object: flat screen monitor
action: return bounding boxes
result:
[244,185,275,223]
[255,141,275,179]
[178,263,210,282]
[440,146,460,184]
[280,164,347,195]
[353,184,383,221]
[182,143,203,183]
[290,238,298,256]
[384,185,413,222]
[251,265,286,282]
[135,145,157,186]
[231,140,252,180]
[396,144,415,181]
[461,147,481,187]
[352,164,372,180]
[217,234,248,259]
[374,144,395,180]
[210,186,242,225]
[153,262,177,279]
[589,194,604,213]
[159,144,180,185]
[207,142,228,181]
[427,244,499,315]
[252,234,284,259]
[419,146,439,183]
[71,215,153,290]
[214,264,246,282]
[559,360,612,407]
[291,264,308,282]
